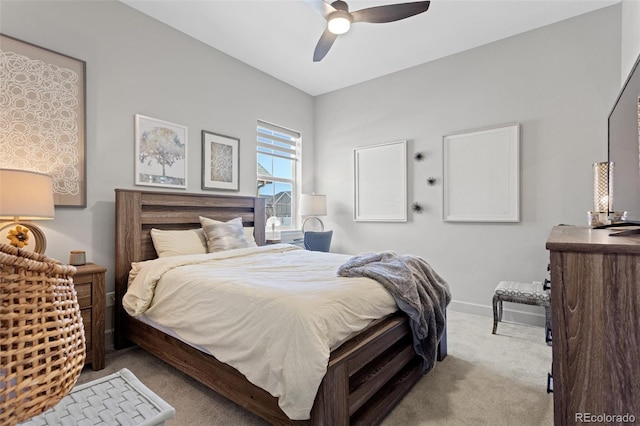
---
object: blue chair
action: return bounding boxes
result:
[304,230,333,252]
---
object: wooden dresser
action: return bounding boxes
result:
[74,263,106,370]
[546,226,640,425]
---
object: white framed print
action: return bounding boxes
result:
[201,130,240,191]
[134,114,187,189]
[354,140,407,222]
[443,123,520,222]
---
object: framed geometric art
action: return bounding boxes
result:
[134,114,187,189]
[201,130,240,191]
[0,33,87,206]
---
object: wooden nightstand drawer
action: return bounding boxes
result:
[73,263,106,371]
[75,283,92,308]
[74,273,95,285]
[81,308,92,350]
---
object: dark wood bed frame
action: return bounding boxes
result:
[114,189,447,425]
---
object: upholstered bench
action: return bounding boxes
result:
[19,368,175,426]
[492,280,551,343]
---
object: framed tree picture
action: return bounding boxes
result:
[201,130,239,191]
[0,34,86,206]
[134,114,187,189]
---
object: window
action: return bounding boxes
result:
[256,120,301,230]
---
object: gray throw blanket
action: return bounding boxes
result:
[337,251,451,372]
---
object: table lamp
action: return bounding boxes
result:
[300,193,327,232]
[266,215,281,240]
[0,169,55,254]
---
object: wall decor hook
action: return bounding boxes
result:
[414,152,425,162]
[427,177,437,185]
[412,202,424,213]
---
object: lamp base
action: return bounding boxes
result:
[0,221,47,254]
[592,220,640,229]
[302,216,324,233]
[592,220,640,237]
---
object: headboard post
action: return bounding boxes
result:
[114,189,141,348]
[254,197,266,246]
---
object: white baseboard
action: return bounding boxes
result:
[448,300,546,328]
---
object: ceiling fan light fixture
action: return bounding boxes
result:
[327,11,352,35]
[309,0,431,62]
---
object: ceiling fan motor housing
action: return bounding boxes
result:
[331,0,349,12]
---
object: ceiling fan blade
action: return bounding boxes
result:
[313,29,338,62]
[351,1,430,24]
[301,0,336,18]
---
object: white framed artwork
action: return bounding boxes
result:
[201,130,240,191]
[0,34,86,206]
[354,140,407,222]
[443,123,520,222]
[134,114,187,189]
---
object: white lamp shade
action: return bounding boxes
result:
[0,169,55,220]
[299,194,327,216]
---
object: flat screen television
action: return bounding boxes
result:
[607,54,640,231]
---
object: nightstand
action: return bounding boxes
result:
[73,263,106,370]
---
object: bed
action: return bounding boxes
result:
[114,188,448,425]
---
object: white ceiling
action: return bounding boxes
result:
[121,0,619,96]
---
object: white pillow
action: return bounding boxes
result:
[150,228,208,258]
[199,216,254,252]
[243,227,258,247]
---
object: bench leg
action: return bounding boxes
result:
[492,295,500,334]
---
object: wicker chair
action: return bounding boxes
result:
[0,243,85,425]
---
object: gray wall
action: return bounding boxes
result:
[622,0,640,83]
[0,1,628,336]
[314,5,622,325]
[0,0,315,341]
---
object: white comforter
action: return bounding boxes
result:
[123,244,397,420]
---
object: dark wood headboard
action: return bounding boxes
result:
[113,188,266,348]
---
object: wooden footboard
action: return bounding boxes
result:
[123,312,446,425]
[312,312,446,425]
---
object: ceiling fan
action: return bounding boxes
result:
[303,0,431,62]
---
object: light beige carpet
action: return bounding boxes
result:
[77,311,553,425]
